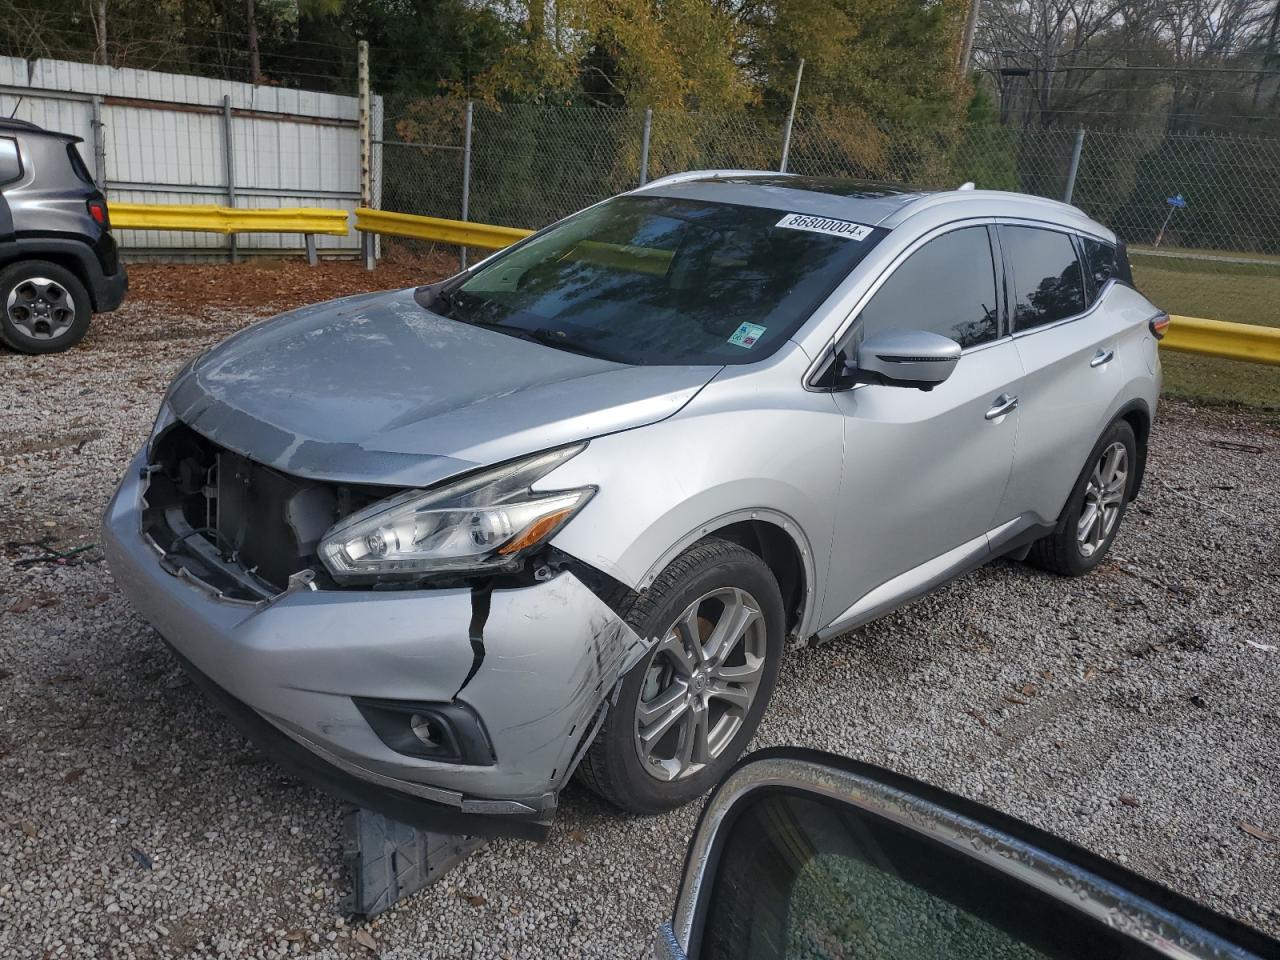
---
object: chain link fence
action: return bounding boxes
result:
[377,96,1280,259]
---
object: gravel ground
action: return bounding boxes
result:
[1,263,1278,959]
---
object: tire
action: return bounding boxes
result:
[0,260,92,354]
[576,538,785,814]
[1027,419,1137,577]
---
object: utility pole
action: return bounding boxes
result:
[246,0,262,84]
[958,0,980,76]
[92,0,108,65]
[1252,0,1280,111]
[779,59,805,174]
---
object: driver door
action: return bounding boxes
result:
[818,224,1024,636]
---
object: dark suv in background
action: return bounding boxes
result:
[0,118,127,354]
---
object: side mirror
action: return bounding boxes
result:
[656,748,1280,960]
[840,329,961,391]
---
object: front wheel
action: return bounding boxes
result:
[1027,419,1137,576]
[576,538,785,814]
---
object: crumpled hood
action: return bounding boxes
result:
[167,289,719,487]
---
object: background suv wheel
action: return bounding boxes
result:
[0,260,92,354]
[577,538,785,814]
[1028,419,1137,576]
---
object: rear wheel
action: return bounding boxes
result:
[0,260,92,354]
[1027,419,1136,576]
[576,538,784,814]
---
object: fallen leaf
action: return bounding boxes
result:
[353,928,377,951]
[62,768,86,784]
[1083,667,1099,681]
[508,905,522,916]
[1119,794,1140,807]
[47,673,81,685]
[284,930,305,942]
[0,669,12,680]
[1020,683,1038,696]
[1238,821,1279,843]
[20,821,37,838]
[1003,694,1029,706]
[86,593,111,607]
[567,829,587,843]
[461,893,486,908]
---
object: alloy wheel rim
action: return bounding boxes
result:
[6,278,77,341]
[1077,441,1128,557]
[633,586,767,782]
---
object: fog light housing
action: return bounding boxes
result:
[353,698,495,765]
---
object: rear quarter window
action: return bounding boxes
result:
[0,137,22,185]
[1079,236,1131,302]
[66,143,95,185]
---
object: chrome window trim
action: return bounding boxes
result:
[669,755,1262,960]
[802,217,1003,391]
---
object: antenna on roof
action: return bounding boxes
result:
[957,181,976,191]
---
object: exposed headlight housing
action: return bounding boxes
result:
[318,444,593,581]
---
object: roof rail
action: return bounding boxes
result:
[0,118,43,132]
[636,169,789,191]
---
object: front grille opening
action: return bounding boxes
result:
[144,422,391,599]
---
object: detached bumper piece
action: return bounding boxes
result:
[168,641,553,841]
[342,808,486,918]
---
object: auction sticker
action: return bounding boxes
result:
[776,213,872,241]
[728,322,767,348]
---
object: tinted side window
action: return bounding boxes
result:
[856,226,999,349]
[1002,226,1086,331]
[0,137,21,185]
[1080,236,1120,303]
[66,143,95,185]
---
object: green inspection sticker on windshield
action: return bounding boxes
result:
[728,322,767,348]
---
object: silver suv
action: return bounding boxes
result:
[103,173,1165,839]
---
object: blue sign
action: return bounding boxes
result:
[1166,194,1187,208]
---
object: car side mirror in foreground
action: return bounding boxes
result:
[656,748,1280,960]
[840,329,961,391]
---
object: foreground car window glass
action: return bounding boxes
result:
[855,226,998,348]
[1003,226,1087,331]
[445,196,883,365]
[698,791,1165,960]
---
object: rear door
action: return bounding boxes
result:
[996,223,1128,526]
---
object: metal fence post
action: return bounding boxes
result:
[779,59,805,173]
[89,95,106,190]
[460,100,474,270]
[222,94,238,264]
[358,40,374,271]
[639,107,652,186]
[1063,127,1085,204]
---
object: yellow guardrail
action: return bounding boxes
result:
[354,207,532,250]
[1165,315,1280,366]
[109,203,1280,366]
[110,203,350,236]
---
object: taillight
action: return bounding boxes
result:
[87,199,109,228]
[1149,312,1171,340]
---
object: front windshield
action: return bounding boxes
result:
[436,195,884,365]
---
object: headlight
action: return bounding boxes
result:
[318,444,594,580]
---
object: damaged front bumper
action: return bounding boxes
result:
[102,451,647,840]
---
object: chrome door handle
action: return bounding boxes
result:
[985,394,1019,420]
[1090,348,1115,368]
